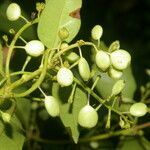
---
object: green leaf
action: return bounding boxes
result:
[0,115,25,150]
[95,66,136,101]
[15,98,31,129]
[38,0,82,48]
[118,137,145,150]
[111,79,125,96]
[52,83,87,143]
[139,137,150,150]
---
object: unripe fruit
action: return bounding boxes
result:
[95,50,110,71]
[78,105,98,128]
[57,67,73,86]
[108,67,123,79]
[78,57,90,81]
[90,141,99,149]
[111,80,125,96]
[91,25,103,40]
[25,40,45,57]
[129,102,148,117]
[6,3,21,21]
[110,49,131,70]
[44,96,60,117]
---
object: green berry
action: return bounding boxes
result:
[130,102,148,117]
[95,50,110,71]
[91,25,103,40]
[6,3,21,21]
[78,105,98,128]
[111,80,125,96]
[90,141,99,149]
[57,67,73,86]
[78,57,90,81]
[25,40,45,57]
[108,67,123,79]
[44,96,60,117]
[110,49,131,70]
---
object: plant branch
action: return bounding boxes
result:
[12,49,51,97]
[30,122,150,144]
[5,18,39,84]
[73,77,123,116]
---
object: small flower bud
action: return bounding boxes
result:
[58,27,69,40]
[108,40,120,52]
[111,80,125,96]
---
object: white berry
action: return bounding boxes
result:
[95,50,110,71]
[57,67,73,86]
[130,102,148,117]
[110,49,131,70]
[25,40,45,57]
[78,105,98,128]
[91,25,103,40]
[6,3,21,21]
[44,96,60,117]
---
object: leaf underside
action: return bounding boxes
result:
[38,0,82,48]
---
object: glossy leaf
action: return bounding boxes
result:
[38,0,82,48]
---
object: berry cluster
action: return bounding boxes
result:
[3,3,148,130]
